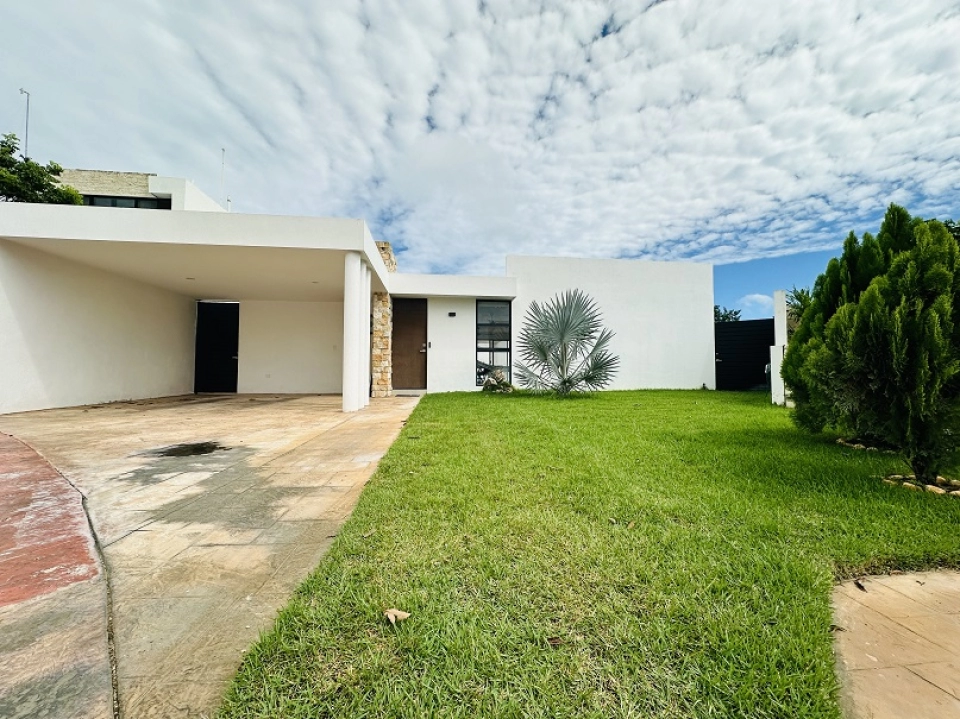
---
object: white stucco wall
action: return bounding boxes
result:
[426,297,479,393]
[0,240,195,414]
[771,289,788,405]
[237,300,343,394]
[507,256,715,390]
[148,176,225,212]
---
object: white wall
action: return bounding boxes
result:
[0,240,195,414]
[237,300,343,394]
[426,297,479,393]
[771,290,788,405]
[148,176,225,212]
[507,256,715,390]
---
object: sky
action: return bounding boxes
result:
[3,1,959,317]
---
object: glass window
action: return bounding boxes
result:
[115,198,136,208]
[91,196,113,206]
[137,198,158,209]
[476,300,511,386]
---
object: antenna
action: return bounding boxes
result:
[18,88,30,158]
[220,147,226,208]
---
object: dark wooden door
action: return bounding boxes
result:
[393,299,427,389]
[194,302,239,393]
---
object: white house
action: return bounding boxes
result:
[0,171,715,415]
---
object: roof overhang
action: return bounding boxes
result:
[0,203,390,302]
[389,272,516,299]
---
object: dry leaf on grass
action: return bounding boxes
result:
[384,608,411,625]
[626,521,635,530]
[362,528,377,539]
[547,636,564,647]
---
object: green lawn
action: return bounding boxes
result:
[219,391,960,718]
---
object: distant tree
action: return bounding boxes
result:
[0,133,81,204]
[714,305,741,322]
[785,286,811,337]
[514,289,620,396]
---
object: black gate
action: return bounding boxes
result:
[715,319,774,391]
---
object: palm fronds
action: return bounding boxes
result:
[514,289,620,395]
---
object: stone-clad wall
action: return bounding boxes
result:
[371,292,392,397]
[59,169,154,197]
[371,242,397,397]
[376,242,397,272]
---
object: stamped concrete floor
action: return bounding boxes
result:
[833,571,960,718]
[0,394,417,719]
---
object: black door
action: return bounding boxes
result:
[194,302,239,393]
[715,319,775,391]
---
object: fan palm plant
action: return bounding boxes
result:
[514,289,620,395]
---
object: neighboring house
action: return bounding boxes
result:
[0,171,715,414]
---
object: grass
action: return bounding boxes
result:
[219,391,960,718]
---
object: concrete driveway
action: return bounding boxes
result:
[0,394,417,719]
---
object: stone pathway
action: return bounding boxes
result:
[833,571,960,718]
[0,394,417,719]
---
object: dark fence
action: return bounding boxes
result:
[715,319,775,391]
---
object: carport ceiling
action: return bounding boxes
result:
[7,238,352,301]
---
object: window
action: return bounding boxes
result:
[82,195,172,209]
[476,300,511,386]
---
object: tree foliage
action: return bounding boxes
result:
[785,286,812,338]
[714,305,741,322]
[782,204,960,482]
[0,133,81,204]
[514,289,620,395]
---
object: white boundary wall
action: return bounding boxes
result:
[237,301,344,394]
[507,256,715,390]
[0,240,195,414]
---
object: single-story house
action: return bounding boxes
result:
[0,170,715,415]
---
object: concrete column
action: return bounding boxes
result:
[342,251,362,412]
[363,266,372,406]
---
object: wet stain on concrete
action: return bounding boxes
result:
[146,441,228,458]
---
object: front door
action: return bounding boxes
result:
[194,301,239,393]
[393,299,427,390]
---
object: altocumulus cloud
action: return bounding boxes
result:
[2,1,959,274]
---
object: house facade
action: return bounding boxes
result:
[0,172,715,415]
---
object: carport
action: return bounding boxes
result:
[0,204,389,414]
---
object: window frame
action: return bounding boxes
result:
[476,299,512,386]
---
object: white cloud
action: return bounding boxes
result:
[737,293,774,311]
[2,0,960,274]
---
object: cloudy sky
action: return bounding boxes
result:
[3,1,959,312]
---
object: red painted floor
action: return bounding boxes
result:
[0,433,99,608]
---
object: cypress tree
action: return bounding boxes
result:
[783,206,960,482]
